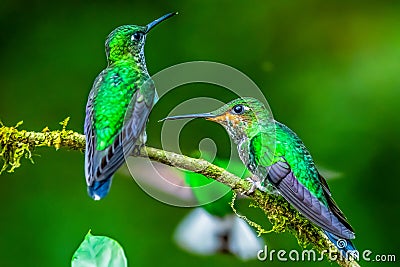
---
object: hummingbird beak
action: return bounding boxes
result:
[145,12,178,33]
[159,113,216,122]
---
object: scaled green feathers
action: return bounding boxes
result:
[161,97,356,255]
[93,62,145,150]
[250,123,326,205]
[84,12,177,200]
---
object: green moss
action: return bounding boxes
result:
[0,126,356,267]
[0,121,33,173]
[229,191,269,236]
[0,118,85,174]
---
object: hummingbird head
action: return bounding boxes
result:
[105,12,177,63]
[161,97,273,143]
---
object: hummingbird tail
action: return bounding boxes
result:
[87,177,113,200]
[324,231,358,259]
[173,208,264,260]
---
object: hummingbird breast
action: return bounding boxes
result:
[237,139,254,171]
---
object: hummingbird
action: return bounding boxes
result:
[174,154,264,260]
[161,97,357,256]
[84,12,177,200]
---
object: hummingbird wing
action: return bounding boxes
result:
[267,161,355,239]
[249,123,354,239]
[84,67,155,191]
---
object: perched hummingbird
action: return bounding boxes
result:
[84,12,177,200]
[174,155,264,260]
[161,97,357,256]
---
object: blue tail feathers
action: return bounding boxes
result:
[88,178,113,200]
[324,231,357,259]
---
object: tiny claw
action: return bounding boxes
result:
[244,177,256,195]
[131,143,145,156]
[244,177,267,195]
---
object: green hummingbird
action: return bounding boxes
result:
[84,12,177,200]
[161,97,357,256]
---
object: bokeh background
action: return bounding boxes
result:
[1,0,399,266]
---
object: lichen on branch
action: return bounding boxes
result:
[0,118,85,173]
[0,120,359,267]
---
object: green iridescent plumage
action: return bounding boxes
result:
[84,12,177,200]
[162,96,357,255]
[250,122,326,205]
[93,62,145,150]
[106,25,146,63]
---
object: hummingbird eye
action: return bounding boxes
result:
[232,104,245,115]
[131,31,144,42]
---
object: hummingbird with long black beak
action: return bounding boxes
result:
[84,12,177,200]
[161,97,357,256]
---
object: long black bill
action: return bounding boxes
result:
[159,113,215,122]
[146,12,178,33]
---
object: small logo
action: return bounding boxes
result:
[336,239,348,249]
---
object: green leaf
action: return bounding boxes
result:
[71,231,127,267]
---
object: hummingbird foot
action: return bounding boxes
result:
[244,176,277,195]
[131,143,145,156]
[244,177,268,195]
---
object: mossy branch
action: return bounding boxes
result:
[0,120,359,267]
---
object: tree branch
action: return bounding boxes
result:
[0,120,360,267]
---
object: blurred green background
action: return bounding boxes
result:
[1,0,399,266]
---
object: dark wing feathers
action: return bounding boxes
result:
[85,75,155,187]
[318,172,332,196]
[267,162,355,239]
[318,172,355,233]
[126,91,153,139]
[84,81,98,186]
[249,127,355,239]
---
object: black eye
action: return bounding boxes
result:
[131,32,143,42]
[232,104,244,114]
